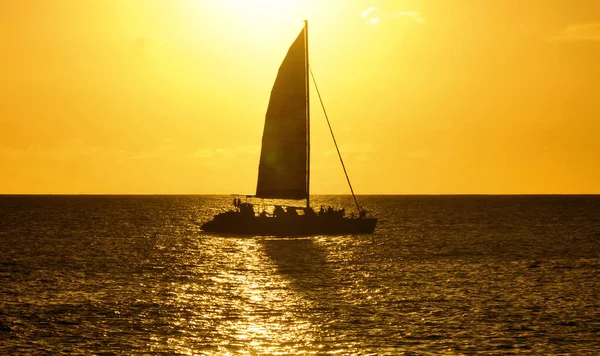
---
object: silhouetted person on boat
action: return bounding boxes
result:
[274,205,285,217]
[359,208,366,218]
[319,206,325,216]
[239,202,254,217]
[286,207,298,216]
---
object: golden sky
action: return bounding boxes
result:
[1,0,599,194]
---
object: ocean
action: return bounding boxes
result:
[0,195,598,354]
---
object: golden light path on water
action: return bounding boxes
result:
[164,237,322,354]
[128,195,385,354]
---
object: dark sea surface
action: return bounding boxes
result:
[0,195,598,355]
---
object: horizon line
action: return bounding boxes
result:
[1,193,599,197]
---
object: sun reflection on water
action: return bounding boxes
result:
[164,237,320,354]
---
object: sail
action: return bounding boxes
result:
[256,28,308,200]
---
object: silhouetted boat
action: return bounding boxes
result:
[201,21,377,236]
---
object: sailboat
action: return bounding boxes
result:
[201,21,377,235]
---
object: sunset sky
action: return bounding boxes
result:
[2,0,599,194]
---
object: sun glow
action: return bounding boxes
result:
[180,0,323,56]
[219,0,298,19]
[2,0,599,194]
[200,0,308,30]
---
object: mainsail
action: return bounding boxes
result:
[255,27,308,200]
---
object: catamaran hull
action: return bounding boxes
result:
[201,214,377,236]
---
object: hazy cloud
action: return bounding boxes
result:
[192,145,259,160]
[362,7,424,26]
[395,11,425,24]
[131,37,146,58]
[0,140,262,165]
[131,140,176,160]
[361,6,380,26]
[0,139,125,161]
[404,150,431,159]
[323,143,377,163]
[548,22,600,42]
[361,6,378,18]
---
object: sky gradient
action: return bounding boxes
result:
[2,0,599,194]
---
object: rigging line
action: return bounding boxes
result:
[309,68,361,213]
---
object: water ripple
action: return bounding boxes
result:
[0,195,598,354]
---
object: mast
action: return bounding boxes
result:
[304,20,310,209]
